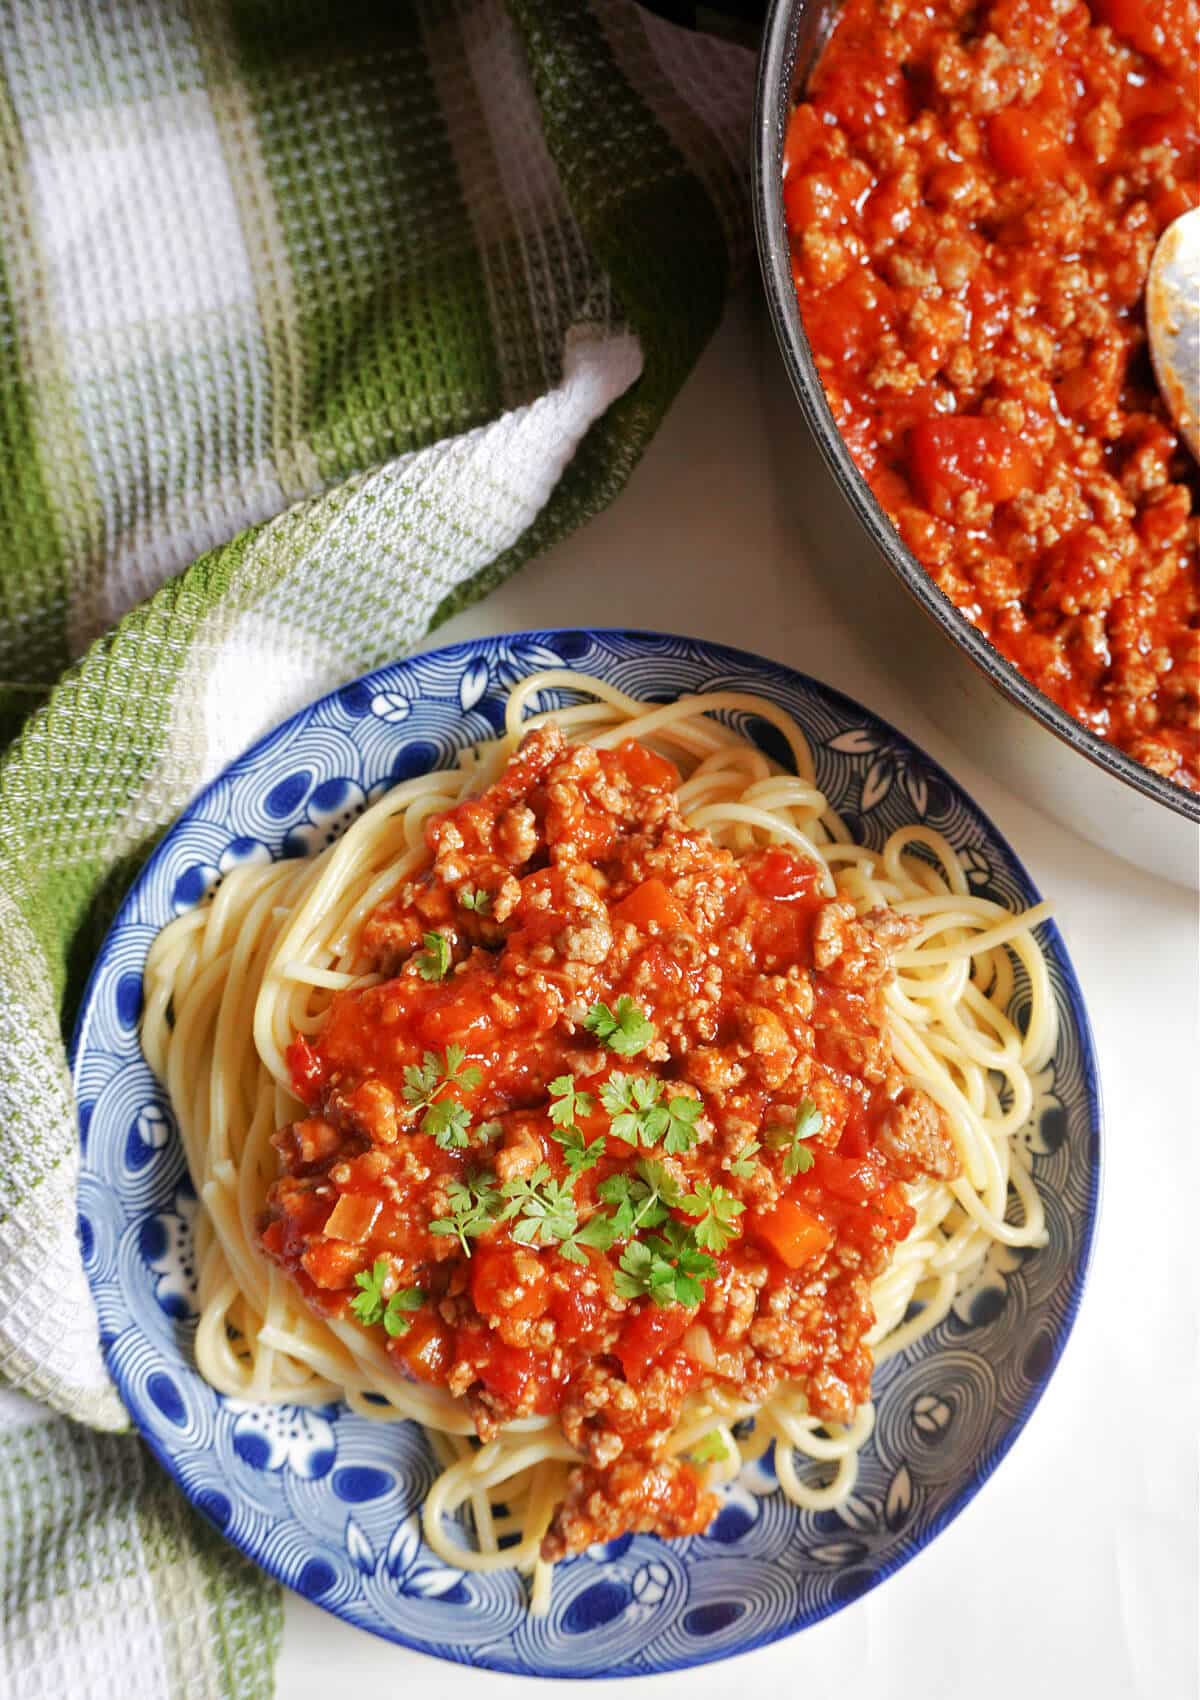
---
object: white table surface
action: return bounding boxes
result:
[275,293,1199,1700]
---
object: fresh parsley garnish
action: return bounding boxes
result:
[599,1073,701,1152]
[548,1161,682,1259]
[660,1093,702,1154]
[546,1076,605,1171]
[551,1122,606,1175]
[584,996,655,1057]
[415,930,451,981]
[681,1181,744,1252]
[402,1050,444,1110]
[499,1164,579,1248]
[690,1430,729,1464]
[570,1209,627,1257]
[349,1258,391,1325]
[381,1287,424,1336]
[614,1220,717,1308]
[765,1098,824,1177]
[495,1165,605,1265]
[422,1098,473,1150]
[430,1170,500,1255]
[402,1044,485,1148]
[547,1075,594,1128]
[458,886,491,915]
[349,1259,425,1336]
[600,1073,661,1144]
[728,1140,761,1178]
[568,1203,622,1254]
[402,1044,481,1110]
[593,1159,683,1241]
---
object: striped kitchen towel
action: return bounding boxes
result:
[0,2,753,1695]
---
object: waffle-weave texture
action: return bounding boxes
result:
[0,3,753,1694]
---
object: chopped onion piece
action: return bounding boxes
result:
[323,1194,381,1243]
[682,1323,716,1368]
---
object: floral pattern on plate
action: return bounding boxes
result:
[71,629,1101,1677]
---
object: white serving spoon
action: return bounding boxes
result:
[1147,205,1200,462]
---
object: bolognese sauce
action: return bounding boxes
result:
[260,726,957,1557]
[785,0,1199,788]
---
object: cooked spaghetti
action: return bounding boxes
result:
[142,670,1054,1610]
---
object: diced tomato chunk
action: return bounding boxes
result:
[813,50,910,139]
[1130,108,1196,151]
[1093,0,1190,66]
[418,995,496,1048]
[475,1342,539,1406]
[507,867,568,946]
[392,1313,453,1383]
[612,877,686,932]
[800,268,896,368]
[746,1198,832,1270]
[748,846,820,901]
[259,1219,285,1257]
[551,1278,611,1342]
[809,1147,885,1204]
[783,101,828,177]
[616,1304,692,1384]
[614,738,680,792]
[986,110,1065,181]
[470,1243,550,1322]
[908,416,1035,515]
[300,1236,362,1290]
[286,1035,324,1104]
[881,1183,917,1238]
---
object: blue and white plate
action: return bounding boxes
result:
[73,630,1101,1677]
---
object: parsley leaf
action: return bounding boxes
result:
[382,1286,424,1337]
[547,1075,595,1128]
[681,1181,744,1252]
[402,1051,442,1110]
[444,1043,482,1091]
[614,1237,659,1301]
[403,1045,481,1110]
[402,1045,484,1143]
[550,1122,606,1175]
[557,1212,614,1265]
[499,1164,580,1249]
[615,1220,717,1307]
[349,1257,391,1327]
[595,1159,683,1239]
[765,1098,824,1177]
[349,1259,425,1335]
[430,1170,500,1256]
[547,1077,602,1171]
[415,931,451,981]
[458,886,491,915]
[661,1093,702,1155]
[599,1074,701,1152]
[728,1140,761,1178]
[585,996,655,1057]
[572,1210,624,1253]
[636,1158,686,1212]
[600,1072,666,1144]
[652,1220,718,1305]
[689,1430,729,1464]
[422,1098,473,1150]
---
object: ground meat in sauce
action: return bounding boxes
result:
[785,0,1200,790]
[259,725,960,1558]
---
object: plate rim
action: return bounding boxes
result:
[71,626,1104,1677]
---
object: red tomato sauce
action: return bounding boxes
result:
[785,0,1199,790]
[260,726,959,1556]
